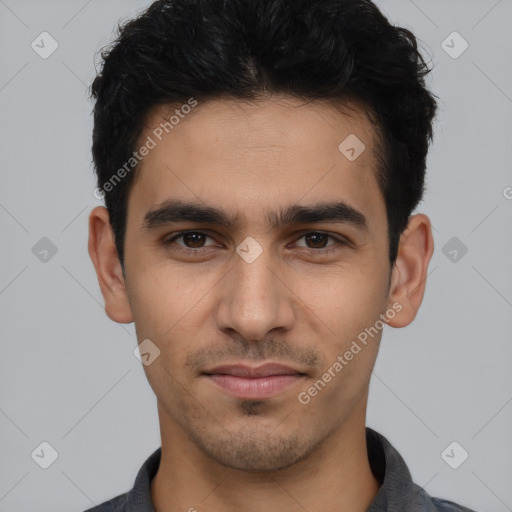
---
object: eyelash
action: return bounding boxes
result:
[162,231,348,256]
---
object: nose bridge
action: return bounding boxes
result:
[232,248,280,319]
[215,245,294,340]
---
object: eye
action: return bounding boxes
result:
[294,232,344,250]
[161,230,348,257]
[163,231,218,249]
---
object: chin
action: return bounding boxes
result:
[189,423,315,472]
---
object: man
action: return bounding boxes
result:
[86,0,477,511]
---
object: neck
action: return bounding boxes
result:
[151,401,380,512]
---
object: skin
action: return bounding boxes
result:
[88,95,433,512]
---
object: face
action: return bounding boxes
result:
[110,96,397,471]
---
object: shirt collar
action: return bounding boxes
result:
[366,427,440,511]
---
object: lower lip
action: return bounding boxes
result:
[206,374,303,399]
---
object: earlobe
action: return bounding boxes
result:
[88,206,134,324]
[386,214,434,328]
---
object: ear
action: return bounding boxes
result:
[88,206,133,323]
[385,213,434,328]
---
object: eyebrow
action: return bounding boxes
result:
[142,200,368,231]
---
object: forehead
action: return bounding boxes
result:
[128,96,385,228]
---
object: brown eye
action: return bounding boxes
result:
[181,232,207,248]
[163,231,217,250]
[304,233,330,249]
[293,232,347,254]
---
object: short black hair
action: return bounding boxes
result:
[91,0,438,268]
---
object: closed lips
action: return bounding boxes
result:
[203,363,305,378]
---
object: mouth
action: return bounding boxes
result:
[202,363,307,399]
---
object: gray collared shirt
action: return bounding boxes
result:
[83,427,477,512]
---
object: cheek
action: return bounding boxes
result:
[296,260,389,341]
[127,266,208,334]
[297,274,385,412]
[126,266,222,384]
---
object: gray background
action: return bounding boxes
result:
[1,0,511,511]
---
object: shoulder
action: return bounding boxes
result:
[82,492,129,512]
[81,446,161,512]
[431,497,479,512]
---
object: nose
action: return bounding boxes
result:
[214,246,296,342]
